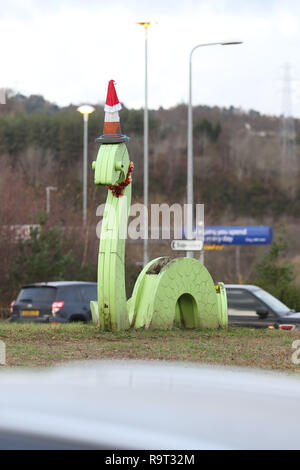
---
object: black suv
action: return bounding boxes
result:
[9,282,97,323]
[226,284,300,330]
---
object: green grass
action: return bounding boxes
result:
[0,321,300,372]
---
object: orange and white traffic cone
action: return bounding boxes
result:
[97,80,129,144]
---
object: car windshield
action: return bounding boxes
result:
[254,288,291,314]
[17,287,57,303]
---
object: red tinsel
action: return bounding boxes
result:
[106,161,134,198]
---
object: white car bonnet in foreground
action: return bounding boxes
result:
[0,361,299,449]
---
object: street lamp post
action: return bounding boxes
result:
[77,105,95,226]
[136,22,157,267]
[187,41,243,259]
[46,186,57,215]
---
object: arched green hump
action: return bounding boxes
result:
[130,257,223,330]
[127,257,163,327]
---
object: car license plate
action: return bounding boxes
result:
[21,310,40,317]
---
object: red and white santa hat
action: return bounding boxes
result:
[103,80,122,138]
[104,80,122,113]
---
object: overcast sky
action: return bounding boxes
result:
[1,0,300,116]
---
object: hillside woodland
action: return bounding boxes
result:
[1,91,300,311]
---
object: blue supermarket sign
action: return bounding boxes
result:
[203,226,273,245]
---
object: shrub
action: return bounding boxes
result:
[253,234,300,311]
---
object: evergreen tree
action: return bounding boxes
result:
[253,235,300,310]
[10,226,76,288]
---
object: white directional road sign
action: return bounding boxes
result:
[171,240,204,251]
